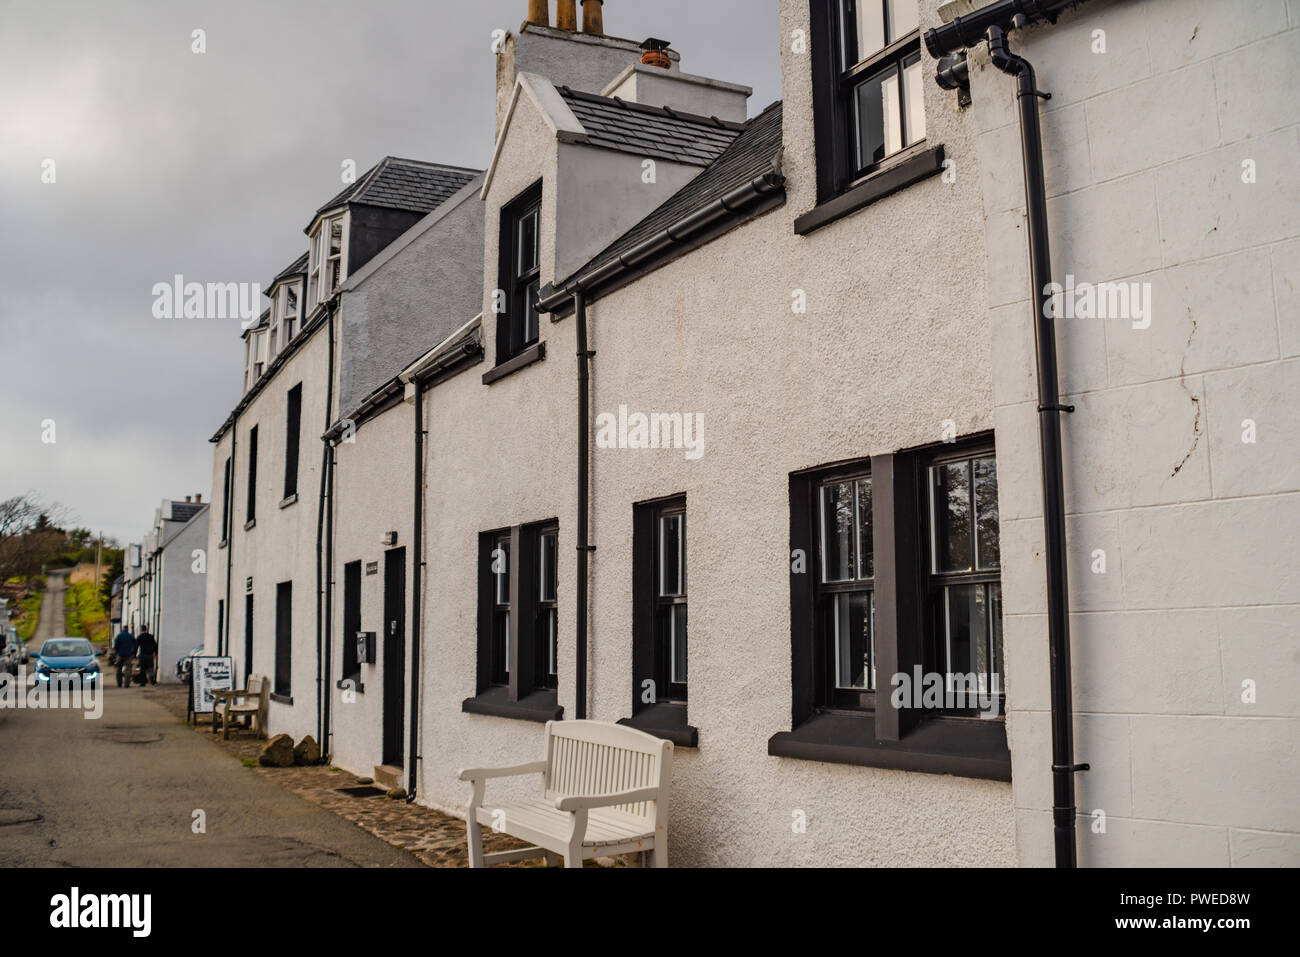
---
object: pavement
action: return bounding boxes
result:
[0,571,422,868]
[32,569,68,645]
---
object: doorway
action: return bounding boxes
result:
[382,548,406,767]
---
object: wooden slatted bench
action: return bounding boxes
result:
[211,674,270,740]
[457,720,674,868]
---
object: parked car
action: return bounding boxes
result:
[33,637,101,685]
[11,636,29,666]
[176,645,204,683]
[0,641,14,678]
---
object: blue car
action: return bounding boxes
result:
[34,637,101,684]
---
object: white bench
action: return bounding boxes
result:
[211,674,270,739]
[458,720,674,868]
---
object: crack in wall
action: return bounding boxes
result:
[1171,311,1201,478]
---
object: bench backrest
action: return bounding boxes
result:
[542,720,673,826]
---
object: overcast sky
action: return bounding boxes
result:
[0,0,780,545]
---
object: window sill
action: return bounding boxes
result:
[481,342,545,385]
[279,494,298,510]
[767,710,1010,781]
[269,692,294,706]
[619,702,698,748]
[243,519,256,532]
[461,686,562,723]
[335,677,364,694]
[794,144,945,236]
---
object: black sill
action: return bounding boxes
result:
[461,686,562,723]
[482,341,545,385]
[335,677,364,694]
[279,493,298,509]
[767,710,1010,781]
[269,692,294,706]
[794,144,946,236]
[243,519,256,531]
[619,702,698,748]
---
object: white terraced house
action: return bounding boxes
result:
[120,497,210,682]
[202,0,1300,867]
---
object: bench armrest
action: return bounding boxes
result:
[554,787,660,812]
[457,761,547,783]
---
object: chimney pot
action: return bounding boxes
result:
[195,493,202,503]
[581,0,603,35]
[527,0,549,27]
[641,37,672,69]
[185,496,192,503]
[556,0,577,30]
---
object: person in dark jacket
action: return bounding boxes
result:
[112,627,136,687]
[134,628,158,685]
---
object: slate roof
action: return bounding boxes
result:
[557,87,745,167]
[562,101,784,286]
[168,502,206,524]
[267,251,308,290]
[314,157,480,220]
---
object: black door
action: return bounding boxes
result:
[382,548,406,767]
[243,594,254,684]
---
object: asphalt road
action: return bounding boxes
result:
[1,573,420,867]
[32,569,68,644]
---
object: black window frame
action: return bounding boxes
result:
[623,495,698,748]
[464,520,562,723]
[917,440,1005,718]
[773,435,1010,780]
[220,456,232,543]
[283,383,302,501]
[341,559,362,684]
[495,182,543,365]
[810,0,927,203]
[535,523,559,691]
[813,465,876,711]
[245,425,258,526]
[273,580,291,698]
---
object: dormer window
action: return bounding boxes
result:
[283,283,300,340]
[270,280,302,351]
[308,214,346,310]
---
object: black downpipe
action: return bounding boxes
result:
[407,378,424,799]
[985,21,1086,867]
[575,290,591,720]
[315,302,337,757]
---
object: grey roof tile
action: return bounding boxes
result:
[314,157,480,220]
[558,87,743,168]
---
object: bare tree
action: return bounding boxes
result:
[0,494,73,581]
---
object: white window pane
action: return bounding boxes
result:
[881,70,902,157]
[832,592,874,690]
[887,0,919,43]
[903,54,926,146]
[669,604,687,685]
[820,483,855,582]
[857,0,886,60]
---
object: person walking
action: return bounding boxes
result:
[112,626,136,687]
[134,627,157,686]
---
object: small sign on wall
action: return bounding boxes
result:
[365,561,379,576]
